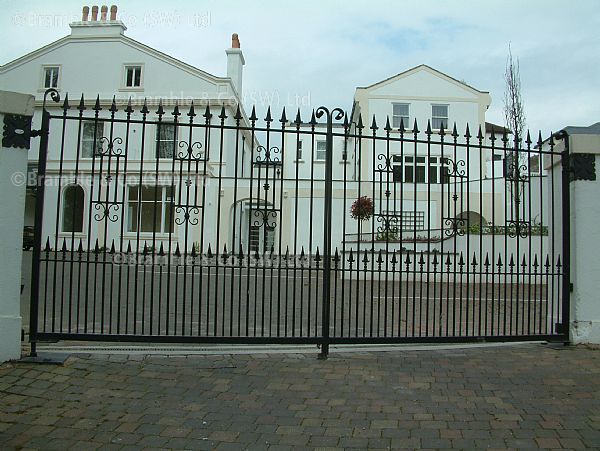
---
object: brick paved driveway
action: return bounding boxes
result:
[1,344,599,450]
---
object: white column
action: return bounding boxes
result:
[0,91,35,362]
[551,131,600,343]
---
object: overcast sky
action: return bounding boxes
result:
[1,0,599,135]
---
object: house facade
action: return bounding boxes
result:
[2,6,514,258]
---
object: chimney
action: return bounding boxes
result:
[71,5,126,36]
[226,33,245,98]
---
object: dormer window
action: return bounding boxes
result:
[43,66,60,89]
[124,65,142,88]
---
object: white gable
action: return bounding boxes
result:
[0,36,233,102]
[368,67,480,100]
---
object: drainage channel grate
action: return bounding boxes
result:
[36,341,546,355]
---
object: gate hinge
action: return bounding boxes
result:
[570,282,574,292]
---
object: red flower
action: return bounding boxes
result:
[350,196,374,221]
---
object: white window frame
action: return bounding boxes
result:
[382,209,425,232]
[296,140,303,161]
[156,122,177,159]
[41,65,61,90]
[60,184,86,235]
[315,140,327,161]
[392,103,410,129]
[431,104,449,130]
[121,64,144,90]
[392,155,448,184]
[126,185,175,235]
[81,120,105,158]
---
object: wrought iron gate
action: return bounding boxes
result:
[29,89,570,357]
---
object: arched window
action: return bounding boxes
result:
[62,185,85,233]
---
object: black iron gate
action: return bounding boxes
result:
[29,89,570,357]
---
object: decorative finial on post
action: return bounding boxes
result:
[82,6,89,21]
[100,5,108,21]
[91,5,98,21]
[110,5,117,20]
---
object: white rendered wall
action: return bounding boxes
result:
[561,135,600,343]
[0,91,35,362]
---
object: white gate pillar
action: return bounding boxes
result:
[0,91,35,362]
[553,128,600,343]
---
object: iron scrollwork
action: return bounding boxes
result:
[95,136,125,157]
[254,145,282,166]
[443,217,467,237]
[174,205,201,226]
[444,157,467,179]
[93,201,121,222]
[252,208,278,228]
[176,141,205,161]
[506,220,531,238]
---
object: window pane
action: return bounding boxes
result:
[415,165,426,183]
[82,121,104,157]
[62,185,84,233]
[156,124,175,158]
[316,141,326,150]
[432,105,448,117]
[127,203,138,232]
[140,186,161,202]
[140,203,160,232]
[416,156,426,164]
[44,67,59,88]
[429,166,438,184]
[392,165,402,182]
[125,66,142,87]
[404,165,413,183]
[393,104,409,116]
[432,118,447,129]
[128,186,138,201]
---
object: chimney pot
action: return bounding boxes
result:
[91,5,98,21]
[100,5,108,21]
[232,33,240,49]
[110,5,117,20]
[82,6,89,21]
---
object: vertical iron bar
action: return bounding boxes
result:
[29,90,60,356]
[558,131,571,339]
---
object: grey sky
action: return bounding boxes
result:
[1,0,599,136]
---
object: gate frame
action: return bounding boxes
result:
[28,89,572,357]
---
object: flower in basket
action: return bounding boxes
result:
[350,196,374,221]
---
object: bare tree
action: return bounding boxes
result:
[503,45,527,225]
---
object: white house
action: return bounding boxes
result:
[2,6,520,259]
[0,5,262,255]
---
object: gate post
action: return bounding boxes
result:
[554,128,600,343]
[316,107,344,360]
[0,91,35,363]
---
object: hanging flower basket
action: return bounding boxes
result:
[350,196,374,221]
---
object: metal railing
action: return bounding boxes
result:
[28,89,570,357]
